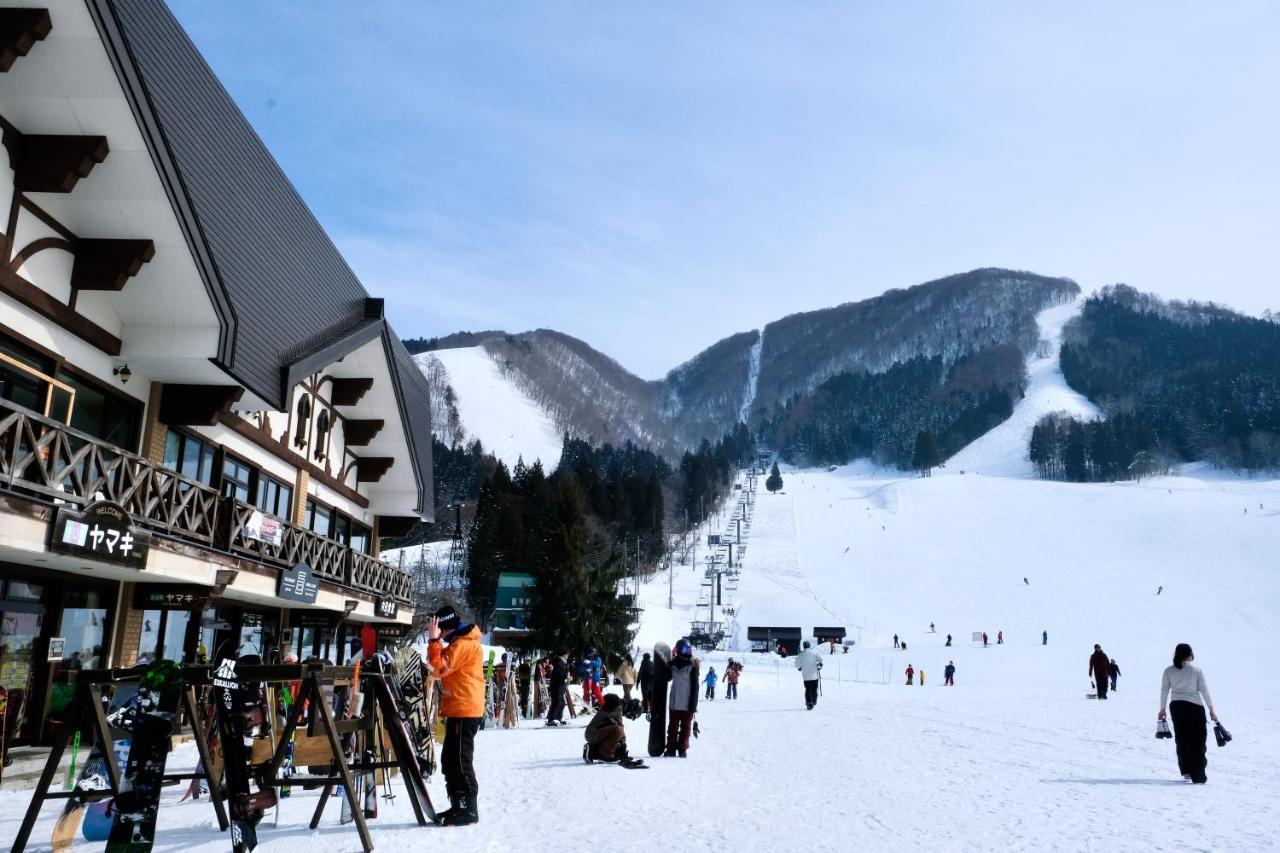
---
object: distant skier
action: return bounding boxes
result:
[905,664,914,686]
[930,622,936,633]
[638,652,654,714]
[703,667,718,700]
[997,631,1004,645]
[1089,644,1111,700]
[725,659,742,700]
[663,640,699,757]
[893,634,900,649]
[982,632,989,648]
[1042,630,1048,646]
[1109,659,1121,693]
[1024,577,1029,585]
[795,641,823,710]
[944,661,956,686]
[1157,586,1163,595]
[920,669,926,686]
[946,634,953,647]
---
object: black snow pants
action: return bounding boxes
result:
[546,682,566,723]
[442,717,481,799]
[803,679,818,708]
[1170,700,1208,782]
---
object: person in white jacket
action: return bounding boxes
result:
[1158,643,1218,784]
[795,641,823,710]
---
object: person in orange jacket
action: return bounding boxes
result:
[427,605,484,826]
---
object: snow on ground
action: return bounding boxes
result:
[7,463,1278,851]
[416,347,563,468]
[946,297,1102,478]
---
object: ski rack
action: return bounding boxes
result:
[13,666,228,853]
[260,662,435,852]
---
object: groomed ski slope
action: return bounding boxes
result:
[945,297,1102,478]
[416,347,563,468]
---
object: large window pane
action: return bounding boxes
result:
[136,609,162,662]
[162,610,191,663]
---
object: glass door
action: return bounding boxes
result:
[0,609,42,743]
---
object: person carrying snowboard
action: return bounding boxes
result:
[725,659,742,700]
[583,694,643,767]
[795,641,822,710]
[703,667,718,700]
[905,664,914,685]
[663,640,699,757]
[1109,659,1121,692]
[1088,643,1111,700]
[545,649,569,726]
[944,661,956,686]
[427,606,483,826]
[638,652,654,714]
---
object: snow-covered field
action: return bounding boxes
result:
[416,347,563,468]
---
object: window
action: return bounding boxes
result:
[348,522,371,555]
[306,498,333,539]
[0,332,72,421]
[256,473,294,519]
[333,513,350,547]
[57,368,141,450]
[221,454,253,502]
[164,430,216,486]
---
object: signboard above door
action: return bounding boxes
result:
[278,561,320,605]
[50,500,151,569]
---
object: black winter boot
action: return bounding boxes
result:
[436,795,461,825]
[440,794,478,826]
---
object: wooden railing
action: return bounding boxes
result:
[0,398,218,543]
[0,398,414,604]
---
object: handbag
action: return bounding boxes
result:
[1155,719,1172,739]
[1213,721,1232,747]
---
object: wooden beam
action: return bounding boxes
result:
[71,238,155,292]
[218,412,369,508]
[1,125,108,193]
[355,457,394,483]
[342,418,384,446]
[330,377,373,407]
[0,266,121,354]
[158,383,245,426]
[0,9,51,73]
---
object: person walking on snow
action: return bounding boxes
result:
[944,661,956,686]
[982,632,989,648]
[579,649,604,707]
[725,659,742,700]
[893,634,900,649]
[1089,644,1111,699]
[920,669,926,686]
[704,667,718,700]
[905,664,915,685]
[427,606,484,826]
[545,649,569,726]
[616,655,637,702]
[795,641,823,710]
[946,634,953,647]
[1109,659,1121,692]
[664,640,700,757]
[638,652,654,714]
[997,631,1004,645]
[1159,643,1218,784]
[1042,630,1048,646]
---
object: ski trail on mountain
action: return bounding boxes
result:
[738,331,764,424]
[945,297,1102,478]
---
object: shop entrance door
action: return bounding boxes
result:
[0,606,43,744]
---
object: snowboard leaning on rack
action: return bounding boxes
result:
[213,655,274,853]
[647,642,672,757]
[104,660,185,853]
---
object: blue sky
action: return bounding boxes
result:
[170,1,1280,379]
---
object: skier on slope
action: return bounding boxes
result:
[795,641,822,710]
[704,667,718,700]
[946,634,953,647]
[583,694,643,767]
[638,652,654,714]
[894,634,900,649]
[1089,644,1111,700]
[427,606,483,826]
[905,664,914,685]
[1043,630,1048,646]
[579,649,604,708]
[663,640,700,757]
[944,661,956,686]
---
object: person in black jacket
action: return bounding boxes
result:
[545,650,569,726]
[1109,659,1121,692]
[638,652,654,714]
[1089,644,1111,699]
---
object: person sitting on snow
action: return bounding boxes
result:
[583,694,640,765]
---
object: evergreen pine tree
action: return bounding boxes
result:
[766,461,784,493]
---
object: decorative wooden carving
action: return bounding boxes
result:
[71,238,156,291]
[355,457,394,483]
[330,377,374,407]
[2,126,109,193]
[0,9,52,73]
[343,419,384,446]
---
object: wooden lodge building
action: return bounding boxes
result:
[0,0,434,746]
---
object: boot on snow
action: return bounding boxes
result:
[439,794,477,826]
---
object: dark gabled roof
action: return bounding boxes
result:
[88,0,432,518]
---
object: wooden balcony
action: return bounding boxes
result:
[0,398,413,605]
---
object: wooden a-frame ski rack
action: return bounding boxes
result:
[12,665,227,853]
